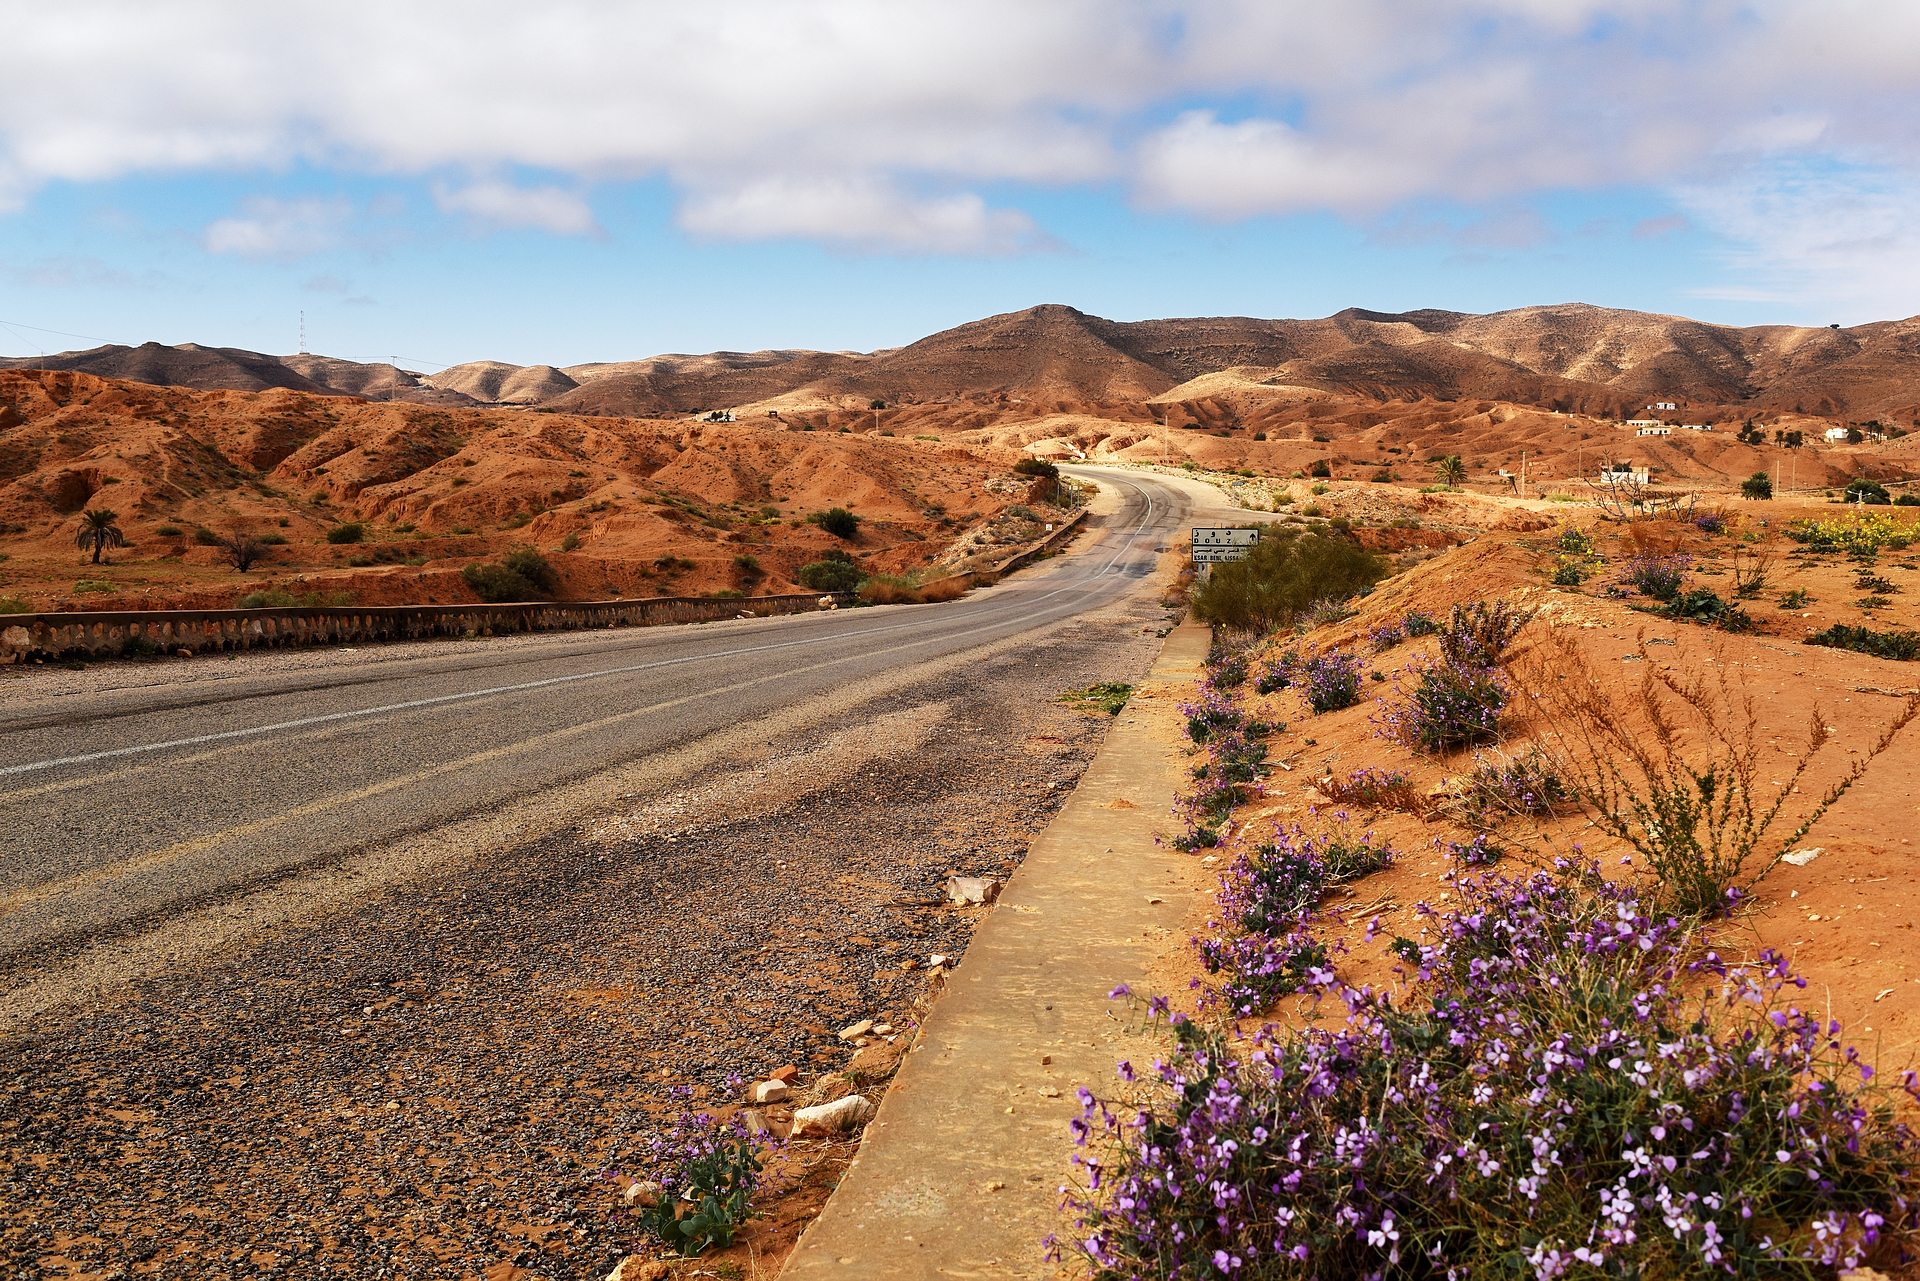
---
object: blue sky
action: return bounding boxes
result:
[2,2,1916,369]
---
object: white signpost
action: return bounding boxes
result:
[1190,527,1259,564]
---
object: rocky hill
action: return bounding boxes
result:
[12,303,1920,420]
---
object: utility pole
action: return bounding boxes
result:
[298,311,307,355]
[1518,451,1527,500]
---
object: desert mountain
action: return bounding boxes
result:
[8,303,1920,420]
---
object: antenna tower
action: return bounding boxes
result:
[299,311,307,355]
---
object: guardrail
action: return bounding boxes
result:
[0,509,1094,665]
[0,592,841,664]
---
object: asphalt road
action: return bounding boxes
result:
[0,468,1194,985]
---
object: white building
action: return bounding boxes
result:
[1624,418,1662,427]
[1647,401,1677,411]
[1597,466,1652,485]
[1825,426,1852,442]
[1637,425,1673,437]
[1679,424,1712,431]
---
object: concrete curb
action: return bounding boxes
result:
[781,624,1212,1279]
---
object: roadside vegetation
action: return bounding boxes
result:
[1059,514,1920,1280]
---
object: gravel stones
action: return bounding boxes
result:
[0,608,1159,1277]
[790,1095,876,1137]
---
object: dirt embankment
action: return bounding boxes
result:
[1143,501,1920,1075]
[0,371,1048,613]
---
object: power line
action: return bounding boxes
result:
[0,318,114,345]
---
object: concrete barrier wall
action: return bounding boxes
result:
[0,591,841,664]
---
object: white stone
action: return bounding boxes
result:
[752,1079,790,1104]
[622,1180,662,1207]
[606,1256,670,1281]
[928,954,950,968]
[837,1018,874,1041]
[870,1022,893,1036]
[946,876,1001,906]
[791,1094,876,1137]
[1782,847,1822,867]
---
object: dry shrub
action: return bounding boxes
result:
[856,576,916,604]
[1516,629,1919,917]
[915,574,972,602]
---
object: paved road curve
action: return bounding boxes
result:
[0,470,1194,981]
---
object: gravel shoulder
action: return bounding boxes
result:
[2,587,1174,1279]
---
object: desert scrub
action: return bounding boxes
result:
[637,1084,767,1255]
[1066,863,1920,1280]
[1191,525,1386,631]
[797,549,862,592]
[1620,552,1690,602]
[1366,610,1436,652]
[1787,510,1913,554]
[460,545,557,603]
[1806,622,1920,660]
[1459,745,1571,819]
[1194,819,1392,1013]
[1297,648,1363,713]
[1523,630,1919,918]
[1436,598,1529,667]
[1318,766,1422,812]
[1377,655,1509,750]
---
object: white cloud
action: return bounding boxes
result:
[433,179,600,236]
[203,196,352,261]
[679,176,1043,255]
[0,0,1918,282]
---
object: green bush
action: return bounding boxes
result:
[237,589,350,609]
[0,596,32,614]
[155,524,183,537]
[460,546,556,603]
[1806,621,1920,660]
[325,522,367,544]
[502,545,556,592]
[733,553,761,574]
[192,525,221,545]
[1846,478,1892,505]
[811,507,861,538]
[1192,526,1388,631]
[1013,458,1059,479]
[1741,471,1773,499]
[797,549,862,592]
[559,533,580,552]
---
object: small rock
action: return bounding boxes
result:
[741,1108,772,1136]
[1037,1086,1061,1098]
[1039,1054,1051,1065]
[984,1180,1005,1191]
[622,1180,663,1208]
[752,1080,790,1104]
[928,953,950,968]
[1782,847,1822,867]
[790,1094,876,1137]
[870,1022,894,1036]
[175,647,195,659]
[769,1064,800,1083]
[1840,1270,1893,1281]
[606,1257,671,1281]
[946,876,1002,906]
[1147,896,1164,904]
[837,1018,874,1041]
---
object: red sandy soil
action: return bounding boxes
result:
[0,371,1047,613]
[1143,504,1920,1090]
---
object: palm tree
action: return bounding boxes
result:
[74,508,124,564]
[1434,455,1467,489]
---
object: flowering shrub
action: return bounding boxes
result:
[1462,746,1572,817]
[640,1085,768,1255]
[1787,510,1910,553]
[1064,864,1920,1280]
[1436,598,1529,666]
[1621,553,1690,602]
[1377,655,1509,751]
[1367,611,1438,653]
[1554,527,1597,555]
[1550,557,1588,586]
[1181,688,1244,743]
[1207,635,1254,688]
[1298,649,1363,713]
[1694,511,1726,534]
[1255,648,1300,695]
[1439,832,1503,865]
[1195,820,1391,1013]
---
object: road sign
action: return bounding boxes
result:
[1191,546,1252,563]
[1192,527,1259,549]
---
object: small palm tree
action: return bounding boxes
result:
[1435,455,1467,489]
[74,508,125,564]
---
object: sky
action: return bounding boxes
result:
[2,1,1918,369]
